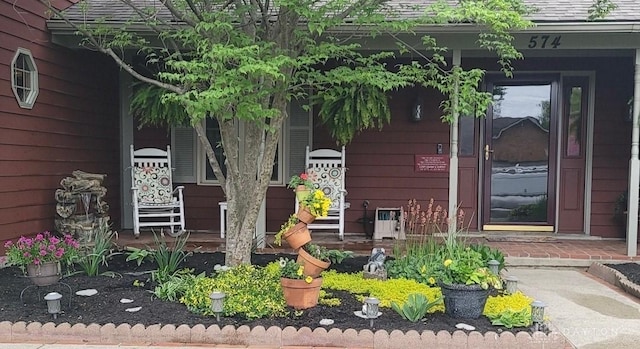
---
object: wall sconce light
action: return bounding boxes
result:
[487,259,500,275]
[364,296,380,328]
[505,276,519,294]
[530,300,546,331]
[410,97,424,122]
[44,292,62,319]
[209,291,226,322]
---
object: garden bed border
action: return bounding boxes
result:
[587,262,640,299]
[0,321,569,348]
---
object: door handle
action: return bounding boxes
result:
[484,144,494,160]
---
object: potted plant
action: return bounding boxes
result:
[434,232,502,319]
[4,231,80,286]
[287,173,314,202]
[274,213,311,249]
[297,243,354,277]
[297,189,332,223]
[277,258,322,309]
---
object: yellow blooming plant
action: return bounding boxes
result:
[301,189,332,217]
[278,257,316,283]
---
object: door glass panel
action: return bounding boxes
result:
[566,86,582,157]
[459,116,476,156]
[489,84,550,223]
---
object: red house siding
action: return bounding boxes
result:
[0,0,120,246]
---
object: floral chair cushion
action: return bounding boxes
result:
[306,167,343,209]
[134,166,173,204]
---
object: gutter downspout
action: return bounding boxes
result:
[448,50,461,233]
[627,49,640,257]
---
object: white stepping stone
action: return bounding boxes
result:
[120,298,134,304]
[75,289,98,296]
[125,306,142,312]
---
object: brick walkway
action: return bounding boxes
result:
[115,230,640,262]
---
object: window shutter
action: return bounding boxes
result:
[171,126,197,183]
[288,98,312,178]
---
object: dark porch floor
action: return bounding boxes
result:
[112,230,640,263]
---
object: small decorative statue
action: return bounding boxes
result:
[364,247,387,274]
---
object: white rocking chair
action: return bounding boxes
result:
[130,145,186,238]
[297,146,350,240]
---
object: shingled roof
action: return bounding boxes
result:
[58,0,640,24]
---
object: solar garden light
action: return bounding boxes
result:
[505,276,519,294]
[44,292,62,319]
[364,296,380,329]
[487,259,500,275]
[209,291,226,322]
[530,300,546,331]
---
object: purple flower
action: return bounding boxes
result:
[35,233,44,241]
[48,245,56,252]
[33,258,40,265]
[4,241,12,248]
[54,249,64,259]
[23,252,31,258]
[39,249,47,256]
[49,236,60,245]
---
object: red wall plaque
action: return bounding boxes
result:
[415,154,449,172]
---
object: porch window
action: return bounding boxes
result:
[11,48,39,109]
[171,98,312,185]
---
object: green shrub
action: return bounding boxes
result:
[180,264,287,319]
[488,308,531,328]
[321,270,444,312]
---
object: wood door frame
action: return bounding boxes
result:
[482,74,560,230]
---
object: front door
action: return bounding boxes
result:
[482,77,558,231]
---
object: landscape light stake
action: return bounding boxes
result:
[44,292,62,319]
[530,300,546,331]
[209,291,226,322]
[364,296,380,329]
[487,259,500,275]
[505,276,519,294]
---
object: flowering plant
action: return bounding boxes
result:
[4,231,80,271]
[274,214,299,246]
[287,172,314,190]
[301,189,332,217]
[277,258,314,283]
[435,247,502,290]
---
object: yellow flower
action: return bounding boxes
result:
[297,266,303,276]
[428,277,436,285]
[444,259,452,267]
[304,276,313,284]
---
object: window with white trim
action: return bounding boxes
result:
[172,98,312,185]
[11,48,39,109]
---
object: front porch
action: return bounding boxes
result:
[113,230,640,265]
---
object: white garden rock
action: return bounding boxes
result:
[125,306,142,312]
[120,298,134,304]
[75,289,98,297]
[455,323,476,331]
[319,319,334,326]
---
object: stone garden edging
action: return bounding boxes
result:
[0,321,570,348]
[587,262,640,299]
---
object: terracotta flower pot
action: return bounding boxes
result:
[296,247,330,278]
[283,222,312,250]
[280,277,323,309]
[296,205,316,224]
[26,261,61,287]
[295,185,311,203]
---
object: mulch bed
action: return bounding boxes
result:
[0,252,532,334]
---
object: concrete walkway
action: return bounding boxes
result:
[509,267,640,349]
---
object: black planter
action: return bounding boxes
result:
[440,283,490,319]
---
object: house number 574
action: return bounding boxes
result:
[528,35,562,49]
